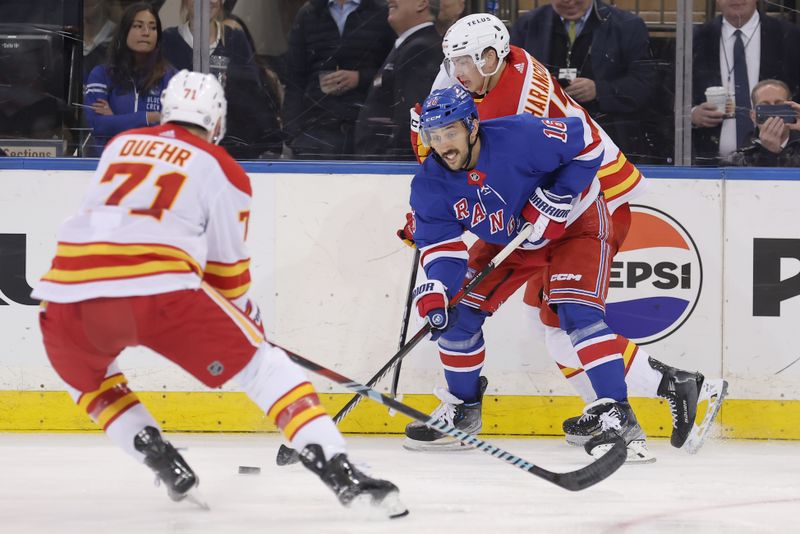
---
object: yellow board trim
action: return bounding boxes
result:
[1,391,799,440]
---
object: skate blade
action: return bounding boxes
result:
[402,436,477,452]
[175,487,210,510]
[682,379,728,454]
[565,434,591,447]
[590,439,656,464]
[348,490,409,520]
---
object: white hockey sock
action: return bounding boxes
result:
[105,404,161,462]
[544,325,596,403]
[624,346,663,397]
[233,343,346,461]
[65,362,159,463]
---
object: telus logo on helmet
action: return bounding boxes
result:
[467,16,493,26]
[605,205,703,344]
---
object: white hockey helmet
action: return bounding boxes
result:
[161,69,227,144]
[442,13,510,78]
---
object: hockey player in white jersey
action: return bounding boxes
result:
[32,70,407,518]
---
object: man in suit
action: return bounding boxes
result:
[723,78,800,166]
[510,0,658,161]
[282,0,395,159]
[355,0,444,158]
[691,0,800,163]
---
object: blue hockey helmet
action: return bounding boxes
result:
[419,85,478,145]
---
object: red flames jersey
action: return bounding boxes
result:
[432,46,645,213]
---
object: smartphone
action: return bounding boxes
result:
[755,103,797,124]
[71,103,94,110]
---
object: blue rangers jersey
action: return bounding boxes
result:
[410,114,603,299]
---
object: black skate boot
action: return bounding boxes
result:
[403,376,488,451]
[562,410,601,447]
[299,444,408,519]
[649,357,704,449]
[133,426,208,509]
[583,398,655,464]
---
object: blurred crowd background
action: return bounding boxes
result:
[1,0,799,166]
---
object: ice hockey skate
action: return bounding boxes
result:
[563,407,652,464]
[582,398,655,464]
[299,444,408,519]
[133,426,209,509]
[403,376,488,451]
[681,377,729,454]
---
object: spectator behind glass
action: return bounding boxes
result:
[691,0,800,164]
[355,0,443,159]
[511,0,659,163]
[722,79,800,166]
[435,0,465,36]
[282,0,394,159]
[84,2,175,157]
[83,0,122,81]
[161,0,284,158]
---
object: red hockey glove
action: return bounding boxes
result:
[396,212,416,248]
[521,187,573,247]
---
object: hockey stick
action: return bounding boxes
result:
[387,247,422,416]
[281,346,627,491]
[275,223,536,466]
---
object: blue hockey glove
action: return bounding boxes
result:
[412,279,456,341]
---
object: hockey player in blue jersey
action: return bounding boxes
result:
[405,84,645,459]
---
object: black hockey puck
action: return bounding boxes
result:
[238,465,261,475]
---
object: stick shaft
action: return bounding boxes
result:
[330,224,534,423]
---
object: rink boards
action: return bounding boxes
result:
[0,160,798,439]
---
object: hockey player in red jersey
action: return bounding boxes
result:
[33,70,407,518]
[401,14,726,460]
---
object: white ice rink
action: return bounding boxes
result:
[1,433,798,534]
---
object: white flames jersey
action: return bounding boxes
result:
[33,124,254,304]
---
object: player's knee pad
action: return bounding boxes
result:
[234,343,306,403]
[557,303,612,346]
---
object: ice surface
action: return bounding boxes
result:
[0,433,797,533]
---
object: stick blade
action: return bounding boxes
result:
[531,438,627,491]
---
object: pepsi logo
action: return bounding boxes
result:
[605,205,702,345]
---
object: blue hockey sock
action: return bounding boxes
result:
[443,368,482,404]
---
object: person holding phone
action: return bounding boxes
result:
[723,78,800,167]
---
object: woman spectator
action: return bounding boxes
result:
[84,2,175,157]
[162,0,284,158]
